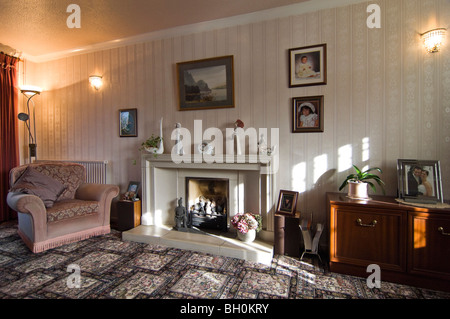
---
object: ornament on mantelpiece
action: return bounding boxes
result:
[174,122,184,155]
[258,133,276,156]
[232,119,244,155]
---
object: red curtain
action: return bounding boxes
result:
[0,53,20,222]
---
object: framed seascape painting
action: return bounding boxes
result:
[177,55,235,111]
[292,95,324,133]
[119,108,137,137]
[289,44,327,87]
[397,159,444,203]
[276,190,299,216]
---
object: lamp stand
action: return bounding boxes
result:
[19,87,41,163]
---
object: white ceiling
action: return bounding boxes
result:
[1,0,312,60]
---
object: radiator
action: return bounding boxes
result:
[35,160,109,184]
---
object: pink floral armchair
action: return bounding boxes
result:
[7,162,119,253]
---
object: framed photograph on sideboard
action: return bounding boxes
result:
[397,159,443,203]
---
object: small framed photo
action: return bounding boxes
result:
[289,44,327,87]
[292,95,324,133]
[397,159,444,203]
[124,181,141,201]
[276,190,299,216]
[177,55,235,111]
[119,108,137,137]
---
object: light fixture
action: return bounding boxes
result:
[20,85,42,97]
[421,28,446,53]
[89,75,103,90]
[19,85,42,162]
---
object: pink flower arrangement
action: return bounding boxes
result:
[231,213,262,234]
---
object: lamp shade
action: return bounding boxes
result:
[422,28,446,53]
[20,85,42,96]
[89,75,103,90]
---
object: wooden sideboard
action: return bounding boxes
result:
[327,192,450,292]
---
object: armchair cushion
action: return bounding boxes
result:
[47,199,99,223]
[10,167,66,208]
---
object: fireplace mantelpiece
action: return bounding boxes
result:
[140,154,276,235]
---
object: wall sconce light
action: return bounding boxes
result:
[421,28,446,53]
[89,75,103,90]
[19,85,42,162]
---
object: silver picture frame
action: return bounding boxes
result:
[397,159,443,203]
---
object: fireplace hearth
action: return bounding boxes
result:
[186,177,228,231]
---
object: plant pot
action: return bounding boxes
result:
[145,146,158,154]
[347,181,370,200]
[237,229,256,242]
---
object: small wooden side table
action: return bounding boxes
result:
[274,211,301,257]
[117,199,141,231]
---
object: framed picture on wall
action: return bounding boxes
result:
[289,44,327,87]
[119,108,137,137]
[397,159,444,203]
[292,95,324,133]
[276,190,299,216]
[176,55,235,111]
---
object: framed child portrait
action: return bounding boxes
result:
[289,44,327,87]
[292,95,324,133]
[276,190,299,216]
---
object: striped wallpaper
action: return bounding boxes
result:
[18,0,450,229]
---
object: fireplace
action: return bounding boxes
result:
[140,154,276,237]
[186,177,228,231]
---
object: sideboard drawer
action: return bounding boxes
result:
[330,206,406,271]
[408,212,450,279]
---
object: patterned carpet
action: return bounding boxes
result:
[0,220,449,300]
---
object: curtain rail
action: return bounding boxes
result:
[0,51,22,62]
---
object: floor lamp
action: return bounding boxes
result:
[19,86,42,163]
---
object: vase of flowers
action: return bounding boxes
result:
[231,212,262,242]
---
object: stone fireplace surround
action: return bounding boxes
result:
[122,154,276,264]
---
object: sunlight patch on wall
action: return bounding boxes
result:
[362,137,370,162]
[292,162,306,193]
[338,144,352,172]
[314,154,328,184]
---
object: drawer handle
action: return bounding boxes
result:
[438,227,450,236]
[356,218,377,227]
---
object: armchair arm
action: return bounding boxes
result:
[75,183,120,225]
[75,183,120,202]
[6,192,48,242]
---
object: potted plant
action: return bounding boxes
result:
[139,134,163,157]
[339,165,385,199]
[139,117,164,157]
[231,212,262,242]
